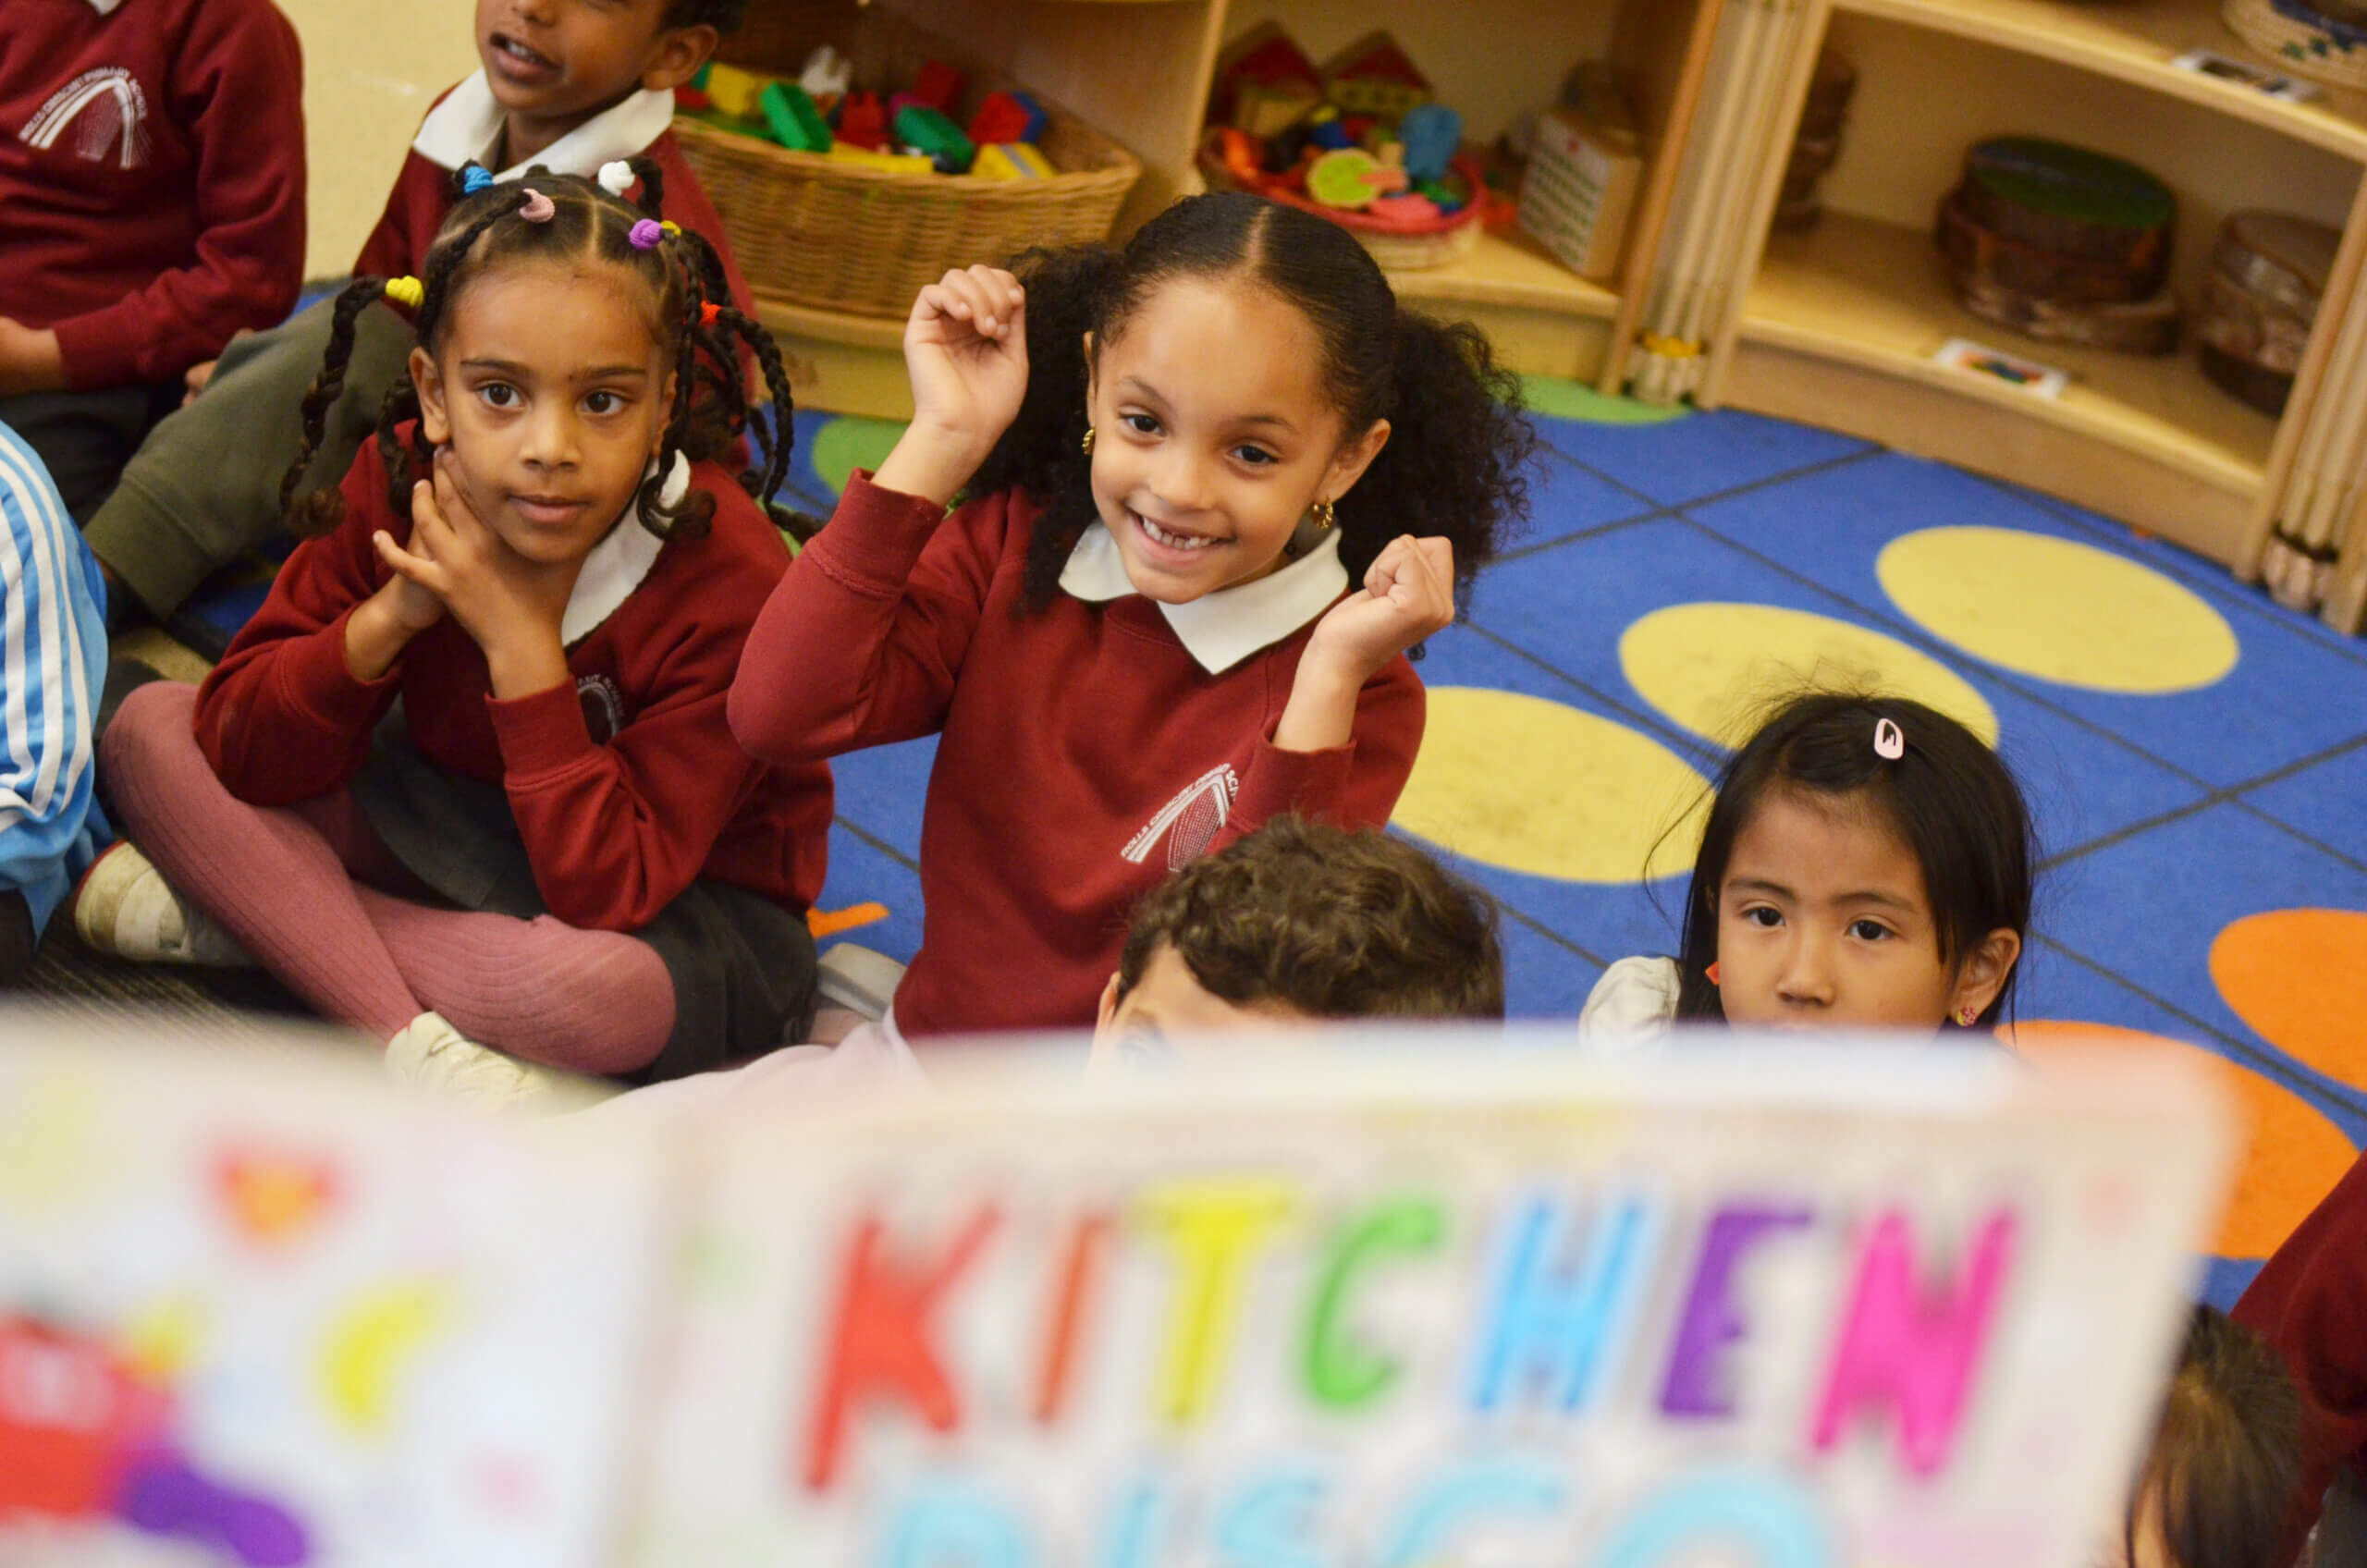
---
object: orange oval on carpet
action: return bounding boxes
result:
[2009,1020,2356,1259]
[2211,908,2367,1091]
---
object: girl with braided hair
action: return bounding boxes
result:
[80,162,828,1105]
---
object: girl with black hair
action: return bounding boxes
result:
[1578,692,2034,1047]
[730,191,1537,1042]
[80,161,831,1103]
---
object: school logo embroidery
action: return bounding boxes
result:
[1122,764,1238,871]
[576,675,629,745]
[20,68,150,169]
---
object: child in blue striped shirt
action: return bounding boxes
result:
[0,421,111,979]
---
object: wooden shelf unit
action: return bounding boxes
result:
[1693,0,2367,570]
[760,0,1721,417]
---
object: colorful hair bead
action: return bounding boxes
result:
[661,220,681,236]
[383,276,425,309]
[459,164,496,196]
[628,218,665,251]
[517,189,556,223]
[597,160,637,197]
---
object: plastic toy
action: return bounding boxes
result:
[974,142,1055,181]
[800,45,852,99]
[1370,192,1443,224]
[969,90,1048,147]
[893,104,975,174]
[912,60,967,115]
[1320,31,1431,119]
[760,80,831,153]
[1398,103,1463,183]
[1308,148,1396,208]
[702,62,771,120]
[827,143,932,175]
[838,91,888,150]
[673,83,712,112]
[1216,127,1262,186]
[1211,21,1324,136]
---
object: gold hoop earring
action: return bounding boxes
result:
[1081,426,1096,456]
[1311,497,1336,532]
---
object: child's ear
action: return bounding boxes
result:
[411,347,451,446]
[1950,927,2024,1025]
[1081,331,1098,413]
[1323,417,1392,501]
[640,25,718,93]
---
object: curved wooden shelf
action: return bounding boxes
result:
[1834,0,2367,163]
[1726,212,2276,559]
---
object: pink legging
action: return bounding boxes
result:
[103,683,674,1073]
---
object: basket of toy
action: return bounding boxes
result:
[2223,0,2367,89]
[1196,128,1485,271]
[671,2,1140,318]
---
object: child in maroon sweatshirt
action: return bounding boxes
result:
[0,0,304,525]
[81,0,754,631]
[727,194,1538,1043]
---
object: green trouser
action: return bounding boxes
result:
[83,296,414,619]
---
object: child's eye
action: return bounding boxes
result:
[478,383,520,409]
[1233,445,1278,467]
[1743,905,1783,928]
[583,390,627,415]
[1848,918,1895,942]
[1122,412,1160,436]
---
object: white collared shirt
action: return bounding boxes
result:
[410,69,675,179]
[558,452,687,646]
[1056,524,1349,676]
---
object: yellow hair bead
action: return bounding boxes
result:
[383,276,425,309]
[661,220,681,236]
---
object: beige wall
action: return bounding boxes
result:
[280,0,479,276]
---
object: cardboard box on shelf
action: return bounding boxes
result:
[1518,105,1641,282]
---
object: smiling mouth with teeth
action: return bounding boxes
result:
[1134,509,1219,552]
[492,33,553,68]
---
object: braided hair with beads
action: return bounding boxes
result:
[277,157,796,543]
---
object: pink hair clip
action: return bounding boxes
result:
[628,218,665,250]
[517,188,556,223]
[1874,717,1906,760]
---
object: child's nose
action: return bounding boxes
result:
[1150,450,1216,513]
[1775,933,1836,1006]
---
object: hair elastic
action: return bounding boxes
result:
[699,300,722,326]
[1873,717,1906,760]
[597,160,637,197]
[383,276,424,309]
[459,164,496,196]
[517,189,556,223]
[661,220,681,236]
[628,218,666,251]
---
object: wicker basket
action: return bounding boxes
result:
[2224,0,2367,89]
[676,4,1141,317]
[1196,131,1484,271]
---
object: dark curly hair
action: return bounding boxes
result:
[1671,692,2034,1030]
[969,191,1536,616]
[1117,816,1505,1021]
[279,158,793,545]
[664,0,750,31]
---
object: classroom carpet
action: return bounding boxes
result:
[128,375,2367,1306]
[760,382,2367,1311]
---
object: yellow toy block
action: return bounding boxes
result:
[825,142,934,176]
[703,63,772,119]
[973,142,1055,181]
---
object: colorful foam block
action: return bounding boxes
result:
[973,142,1055,181]
[969,90,1049,147]
[1399,103,1463,183]
[760,81,831,153]
[826,142,933,176]
[702,62,772,120]
[893,104,975,174]
[912,60,967,114]
[837,91,888,150]
[673,84,712,112]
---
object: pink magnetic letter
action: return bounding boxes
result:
[1809,1207,2017,1477]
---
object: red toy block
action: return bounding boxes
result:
[673,84,713,112]
[912,60,967,114]
[838,91,887,149]
[968,90,1046,148]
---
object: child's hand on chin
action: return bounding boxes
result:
[1304,533,1456,683]
[374,450,580,697]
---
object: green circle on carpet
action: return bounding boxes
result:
[1519,375,1689,425]
[811,416,910,498]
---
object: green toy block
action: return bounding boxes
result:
[893,104,975,174]
[760,81,832,153]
